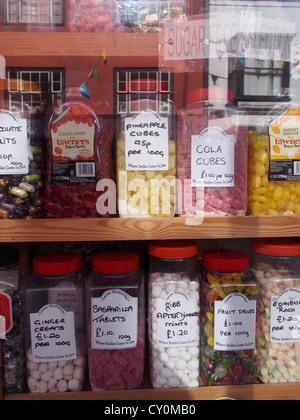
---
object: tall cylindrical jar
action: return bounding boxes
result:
[200,250,258,386]
[251,238,300,383]
[117,79,176,217]
[0,246,26,394]
[24,253,86,394]
[177,87,248,217]
[148,240,200,388]
[86,251,145,391]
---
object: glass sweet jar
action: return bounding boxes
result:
[200,249,258,386]
[24,253,86,393]
[86,251,145,391]
[177,87,248,217]
[148,240,200,388]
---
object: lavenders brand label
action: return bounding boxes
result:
[191,126,235,187]
[214,293,257,351]
[270,288,300,343]
[125,110,169,171]
[0,109,29,175]
[156,291,199,348]
[30,304,77,363]
[91,289,138,350]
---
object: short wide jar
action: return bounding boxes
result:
[200,250,258,386]
[86,251,145,391]
[24,253,86,394]
[148,240,200,388]
[251,238,300,384]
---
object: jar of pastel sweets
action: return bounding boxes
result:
[251,238,300,383]
[248,103,300,215]
[86,251,145,391]
[200,250,258,386]
[117,79,176,217]
[177,87,248,217]
[24,253,86,394]
[148,240,200,389]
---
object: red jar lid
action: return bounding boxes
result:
[33,253,82,276]
[93,251,139,274]
[148,240,198,259]
[121,78,169,92]
[251,238,300,257]
[186,87,234,106]
[203,250,250,272]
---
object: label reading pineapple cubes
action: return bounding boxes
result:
[269,107,300,181]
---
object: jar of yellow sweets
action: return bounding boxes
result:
[248,104,300,215]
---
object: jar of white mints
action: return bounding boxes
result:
[148,240,200,389]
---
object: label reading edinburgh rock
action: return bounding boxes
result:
[50,104,96,183]
[270,287,300,343]
[0,109,29,175]
[91,289,138,350]
[191,126,235,188]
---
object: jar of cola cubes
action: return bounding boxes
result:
[200,249,258,386]
[148,240,200,389]
[86,251,145,391]
[45,87,114,218]
[0,246,26,394]
[24,253,86,394]
[116,78,176,217]
[177,87,248,217]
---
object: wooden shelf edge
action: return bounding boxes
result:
[4,382,300,401]
[0,215,300,243]
[0,32,160,57]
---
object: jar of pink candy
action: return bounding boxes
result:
[86,251,145,391]
[176,87,248,217]
[251,238,300,384]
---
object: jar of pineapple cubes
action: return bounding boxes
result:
[248,103,300,215]
[117,79,176,217]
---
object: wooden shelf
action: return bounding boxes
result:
[5,382,300,401]
[0,215,300,243]
[0,32,160,57]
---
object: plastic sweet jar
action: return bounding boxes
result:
[86,251,145,391]
[0,246,26,394]
[116,79,176,217]
[251,238,300,384]
[148,240,200,389]
[200,249,258,386]
[248,103,300,215]
[24,253,86,394]
[177,87,248,217]
[45,87,115,219]
[0,100,45,219]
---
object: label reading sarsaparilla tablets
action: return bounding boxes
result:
[214,293,257,351]
[91,289,138,350]
[30,304,77,363]
[50,105,96,183]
